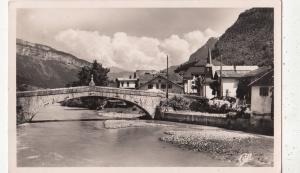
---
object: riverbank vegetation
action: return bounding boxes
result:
[161,95,237,114]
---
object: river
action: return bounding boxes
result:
[17,104,236,167]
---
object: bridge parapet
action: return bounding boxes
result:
[17,86,166,98]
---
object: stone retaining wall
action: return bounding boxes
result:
[155,110,273,135]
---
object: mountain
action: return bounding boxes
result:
[212,8,274,66]
[17,39,91,90]
[161,65,180,75]
[17,39,135,90]
[174,37,218,72]
[175,8,273,72]
[107,66,134,80]
[188,37,219,64]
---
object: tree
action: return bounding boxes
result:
[236,77,251,100]
[67,60,110,87]
[191,75,207,96]
[209,80,220,97]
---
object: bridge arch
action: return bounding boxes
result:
[17,86,165,123]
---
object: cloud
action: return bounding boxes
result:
[54,28,219,70]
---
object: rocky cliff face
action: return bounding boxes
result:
[212,8,274,66]
[176,8,273,70]
[17,39,91,90]
[17,39,90,67]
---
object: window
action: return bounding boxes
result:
[121,82,124,87]
[158,79,161,83]
[127,82,129,87]
[156,83,159,89]
[148,84,153,89]
[168,84,172,89]
[259,87,269,96]
[161,84,166,89]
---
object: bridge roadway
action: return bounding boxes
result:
[17,86,169,122]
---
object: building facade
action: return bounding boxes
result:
[137,75,183,94]
[116,78,138,89]
[175,48,258,99]
[213,66,259,98]
[248,69,274,115]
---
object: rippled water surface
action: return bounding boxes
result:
[17,104,235,167]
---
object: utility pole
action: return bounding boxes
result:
[219,55,223,98]
[166,55,169,99]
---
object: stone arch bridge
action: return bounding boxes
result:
[17,86,167,122]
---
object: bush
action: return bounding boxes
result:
[161,95,191,111]
[190,98,234,114]
[208,99,232,113]
[189,98,209,112]
[233,104,251,119]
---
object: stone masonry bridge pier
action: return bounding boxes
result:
[17,86,166,123]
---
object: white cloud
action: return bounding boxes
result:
[204,28,219,37]
[54,28,219,70]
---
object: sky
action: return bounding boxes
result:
[17,8,248,70]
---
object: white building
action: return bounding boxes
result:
[175,48,258,99]
[213,66,258,98]
[116,78,138,89]
[248,69,274,115]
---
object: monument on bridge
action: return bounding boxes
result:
[89,74,95,87]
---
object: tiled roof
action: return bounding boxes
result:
[183,67,206,79]
[215,70,252,78]
[138,72,182,84]
[138,73,157,84]
[137,75,183,89]
[248,69,274,86]
[242,66,272,78]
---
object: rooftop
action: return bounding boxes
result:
[138,75,183,89]
[116,78,138,81]
[183,67,206,79]
[248,69,274,86]
[138,72,182,84]
[242,66,272,78]
[215,70,253,78]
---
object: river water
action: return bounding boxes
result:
[17,104,235,167]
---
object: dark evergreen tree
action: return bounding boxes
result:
[236,78,251,100]
[67,60,110,87]
[209,80,220,97]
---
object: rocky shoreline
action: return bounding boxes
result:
[103,119,273,166]
[103,120,170,129]
[159,130,273,166]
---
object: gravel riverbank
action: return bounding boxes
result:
[98,111,142,119]
[104,120,171,129]
[104,119,273,167]
[160,130,273,166]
